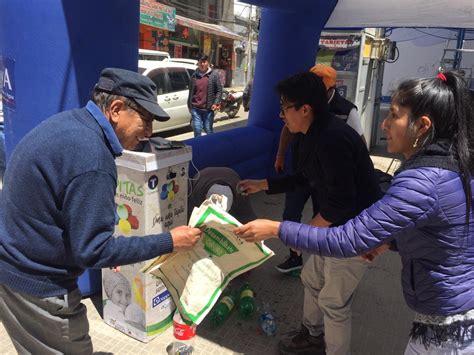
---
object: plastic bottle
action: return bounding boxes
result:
[166,310,196,355]
[238,283,256,319]
[209,292,237,327]
[258,303,277,336]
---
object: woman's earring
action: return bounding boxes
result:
[413,137,419,148]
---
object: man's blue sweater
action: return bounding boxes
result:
[0,102,174,297]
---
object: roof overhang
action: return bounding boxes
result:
[176,15,244,41]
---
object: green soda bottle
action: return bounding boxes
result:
[238,283,256,319]
[209,292,237,327]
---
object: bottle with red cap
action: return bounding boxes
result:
[166,310,196,354]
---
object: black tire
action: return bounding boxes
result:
[227,102,241,118]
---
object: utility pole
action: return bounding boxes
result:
[246,5,253,85]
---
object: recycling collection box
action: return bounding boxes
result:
[102,145,192,342]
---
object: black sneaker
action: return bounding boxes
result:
[275,251,303,273]
[278,325,325,355]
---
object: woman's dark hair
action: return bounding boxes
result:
[276,72,329,123]
[393,71,474,218]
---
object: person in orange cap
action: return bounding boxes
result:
[274,64,366,275]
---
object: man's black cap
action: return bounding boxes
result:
[96,68,170,122]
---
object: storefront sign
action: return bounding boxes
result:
[319,37,361,50]
[1,56,16,111]
[203,35,212,56]
[140,0,176,31]
[169,25,199,46]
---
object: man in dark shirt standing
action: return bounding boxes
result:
[237,72,381,355]
[187,54,223,137]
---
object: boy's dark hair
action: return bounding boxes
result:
[197,54,209,62]
[276,72,329,121]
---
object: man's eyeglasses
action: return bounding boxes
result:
[279,104,296,116]
[128,102,155,123]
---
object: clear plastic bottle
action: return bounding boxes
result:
[209,292,237,327]
[166,310,196,354]
[238,283,256,319]
[258,302,277,336]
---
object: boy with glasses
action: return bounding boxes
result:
[274,64,366,274]
[238,72,381,355]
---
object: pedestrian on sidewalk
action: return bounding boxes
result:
[236,71,474,354]
[274,64,366,274]
[0,68,202,354]
[188,54,223,137]
[237,72,382,355]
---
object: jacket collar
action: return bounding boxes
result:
[86,101,123,157]
[396,139,459,175]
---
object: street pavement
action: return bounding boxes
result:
[157,105,249,141]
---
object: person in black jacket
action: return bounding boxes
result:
[237,72,381,355]
[187,54,223,137]
[274,64,366,274]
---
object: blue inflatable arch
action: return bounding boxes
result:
[0,0,337,180]
[2,0,471,178]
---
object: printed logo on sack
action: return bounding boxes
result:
[152,291,171,308]
[202,227,238,257]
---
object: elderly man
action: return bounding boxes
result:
[0,68,202,354]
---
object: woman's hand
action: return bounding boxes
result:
[234,219,280,242]
[362,243,390,262]
[236,179,268,195]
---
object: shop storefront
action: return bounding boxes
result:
[139,0,176,52]
[139,1,243,87]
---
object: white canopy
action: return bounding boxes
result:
[242,0,474,29]
[326,0,474,29]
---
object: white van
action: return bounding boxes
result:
[138,49,171,73]
[138,49,171,61]
[141,61,197,133]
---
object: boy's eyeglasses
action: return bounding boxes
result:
[279,104,296,116]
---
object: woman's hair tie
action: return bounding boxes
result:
[438,72,447,82]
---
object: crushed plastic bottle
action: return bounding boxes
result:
[238,283,256,319]
[209,292,237,327]
[166,310,196,354]
[258,303,277,336]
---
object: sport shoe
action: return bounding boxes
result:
[278,325,325,354]
[275,251,303,273]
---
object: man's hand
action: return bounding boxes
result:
[237,179,268,195]
[211,104,220,111]
[274,155,285,173]
[362,243,390,262]
[170,225,202,252]
[234,219,280,242]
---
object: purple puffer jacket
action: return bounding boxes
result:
[280,167,474,316]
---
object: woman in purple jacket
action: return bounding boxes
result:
[235,71,474,354]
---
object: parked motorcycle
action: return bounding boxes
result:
[219,90,243,118]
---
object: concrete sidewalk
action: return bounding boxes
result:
[0,155,413,355]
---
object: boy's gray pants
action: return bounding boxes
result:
[301,255,368,355]
[0,284,92,354]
